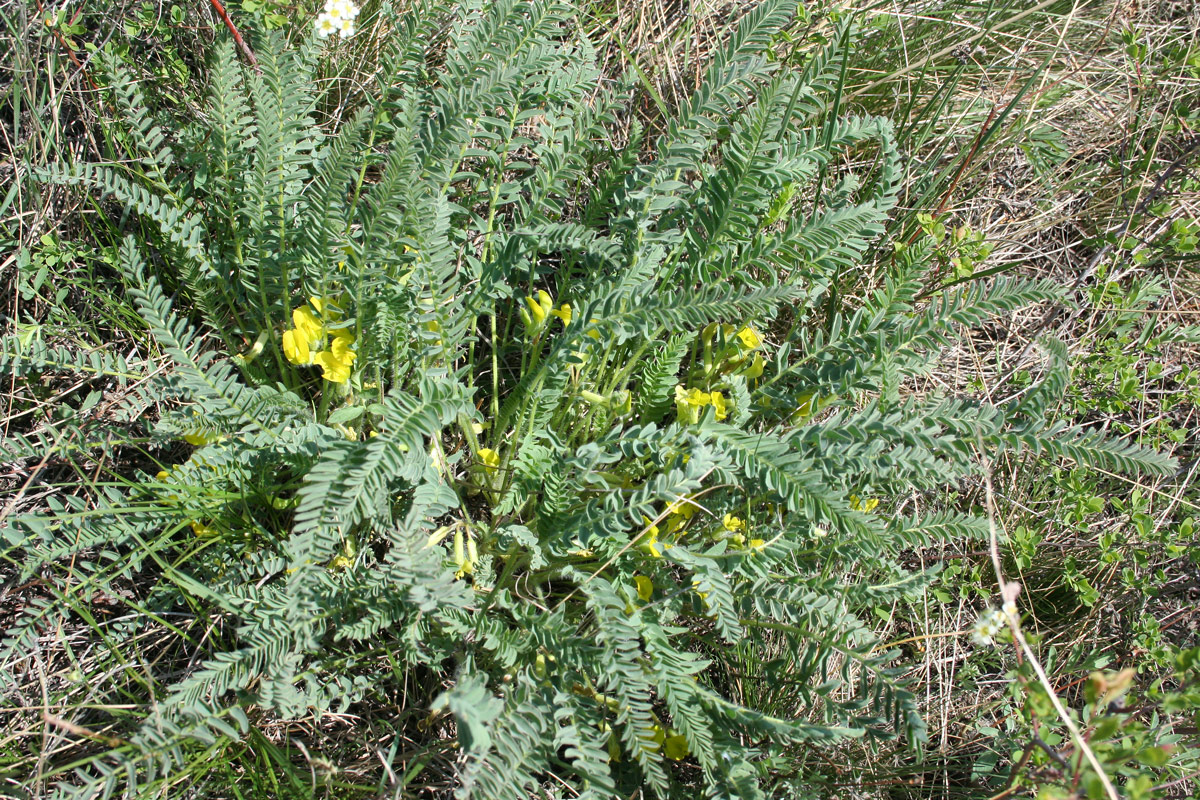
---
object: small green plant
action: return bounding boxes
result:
[985,656,1200,799]
[1,1,1176,797]
[914,212,994,281]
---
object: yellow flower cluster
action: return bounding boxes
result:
[520,289,572,336]
[850,494,880,513]
[720,513,765,551]
[598,709,689,763]
[790,391,836,424]
[520,289,603,350]
[426,523,480,579]
[674,385,728,424]
[639,516,665,558]
[282,296,357,384]
[477,448,500,470]
[701,322,765,381]
[637,498,700,558]
[652,723,690,761]
[182,431,219,446]
[467,447,503,495]
[638,501,767,558]
[674,322,765,425]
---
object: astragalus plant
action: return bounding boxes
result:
[1,0,1174,796]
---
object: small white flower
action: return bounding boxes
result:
[1002,600,1018,618]
[970,607,1008,649]
[336,16,356,37]
[315,12,338,38]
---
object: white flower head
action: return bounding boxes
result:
[1002,600,1018,618]
[969,607,1008,649]
[336,15,356,37]
[315,12,338,38]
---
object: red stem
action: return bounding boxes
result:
[208,0,259,69]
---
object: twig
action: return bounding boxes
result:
[208,0,259,70]
[978,441,1120,800]
[911,102,1001,290]
[1153,768,1200,795]
[42,713,127,748]
[36,1,100,92]
[1033,734,1071,771]
[932,104,999,221]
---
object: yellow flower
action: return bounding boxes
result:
[283,296,353,368]
[191,521,217,538]
[791,392,816,422]
[183,432,218,446]
[282,328,311,365]
[312,354,348,383]
[314,351,351,383]
[692,577,709,602]
[674,385,713,424]
[736,326,762,349]
[331,330,356,357]
[293,305,324,341]
[477,448,501,470]
[550,303,572,326]
[531,291,552,321]
[664,499,696,535]
[791,392,835,423]
[309,294,344,320]
[282,302,327,366]
[701,322,735,349]
[741,353,765,380]
[723,514,745,532]
[635,575,653,602]
[748,538,766,552]
[651,722,667,749]
[668,499,696,520]
[328,538,357,570]
[664,734,689,761]
[313,330,357,383]
[452,529,479,579]
[155,470,170,480]
[638,517,663,558]
[850,495,880,513]
[521,290,555,334]
[710,391,728,421]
